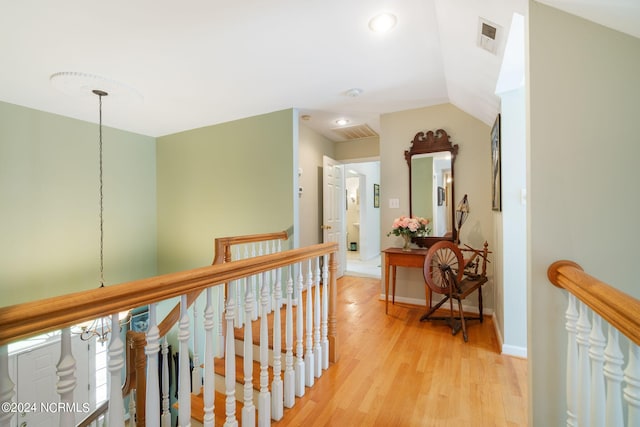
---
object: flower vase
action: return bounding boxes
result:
[402,234,412,251]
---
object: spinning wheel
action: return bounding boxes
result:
[420,240,490,342]
[423,241,464,294]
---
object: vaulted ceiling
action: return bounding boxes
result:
[0,1,637,141]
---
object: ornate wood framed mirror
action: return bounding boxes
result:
[405,129,459,247]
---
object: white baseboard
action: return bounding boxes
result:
[501,344,527,358]
[492,312,528,358]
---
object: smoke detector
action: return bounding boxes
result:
[477,18,501,55]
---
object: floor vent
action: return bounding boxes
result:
[331,123,378,141]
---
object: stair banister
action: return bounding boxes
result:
[0,240,338,426]
[548,260,640,426]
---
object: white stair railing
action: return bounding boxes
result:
[283,266,295,408]
[242,275,256,426]
[224,285,238,427]
[549,260,640,427]
[178,296,191,427]
[271,267,284,420]
[202,288,216,427]
[108,314,126,427]
[0,240,338,427]
[304,260,314,388]
[295,263,305,397]
[161,338,171,427]
[145,304,160,427]
[56,328,77,427]
[258,272,271,427]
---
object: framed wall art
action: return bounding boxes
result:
[491,114,502,211]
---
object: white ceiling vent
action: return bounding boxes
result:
[331,123,378,141]
[477,17,501,55]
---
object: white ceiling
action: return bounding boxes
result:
[0,1,637,141]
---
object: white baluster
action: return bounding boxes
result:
[243,276,256,426]
[565,293,579,427]
[203,288,215,427]
[192,300,202,395]
[217,285,225,358]
[624,342,640,426]
[258,272,271,426]
[604,326,624,427]
[284,265,296,408]
[108,314,125,427]
[235,279,245,329]
[57,327,76,427]
[305,260,315,387]
[146,304,160,427]
[251,270,259,321]
[129,389,137,427]
[321,254,329,370]
[588,313,606,425]
[313,257,322,378]
[0,345,16,427]
[178,296,191,427]
[233,247,243,329]
[162,339,171,427]
[224,286,238,427]
[576,301,591,427]
[295,262,305,397]
[271,267,284,420]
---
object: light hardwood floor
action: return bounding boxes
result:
[271,275,528,427]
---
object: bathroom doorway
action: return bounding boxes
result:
[344,161,381,278]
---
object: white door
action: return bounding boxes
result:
[16,334,92,427]
[322,155,346,277]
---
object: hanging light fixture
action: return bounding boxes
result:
[77,88,129,342]
[455,194,470,244]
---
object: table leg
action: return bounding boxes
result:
[385,259,390,314]
[391,266,397,305]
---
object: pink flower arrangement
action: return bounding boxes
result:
[387,215,431,237]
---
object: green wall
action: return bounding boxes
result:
[156,109,295,273]
[0,101,157,307]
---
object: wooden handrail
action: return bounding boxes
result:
[547,260,640,346]
[127,230,289,426]
[0,242,337,347]
[212,230,289,264]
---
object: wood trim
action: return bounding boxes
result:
[547,260,640,346]
[0,242,337,346]
[212,230,289,264]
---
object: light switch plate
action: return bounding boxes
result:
[389,198,400,208]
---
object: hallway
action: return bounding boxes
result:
[272,275,528,426]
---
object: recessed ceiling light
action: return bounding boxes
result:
[335,118,350,126]
[369,13,397,33]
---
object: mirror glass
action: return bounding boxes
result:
[410,152,453,237]
[405,129,458,245]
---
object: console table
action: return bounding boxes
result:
[382,247,431,314]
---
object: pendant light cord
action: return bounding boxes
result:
[94,89,108,288]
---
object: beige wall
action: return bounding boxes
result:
[0,101,157,306]
[334,136,379,161]
[156,109,295,274]
[528,3,640,424]
[298,124,336,247]
[380,103,493,305]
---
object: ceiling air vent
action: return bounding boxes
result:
[477,17,501,55]
[331,123,378,141]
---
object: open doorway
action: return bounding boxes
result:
[343,161,381,278]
